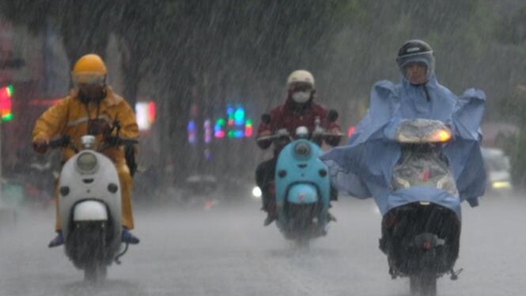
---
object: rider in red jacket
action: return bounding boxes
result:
[256,70,341,225]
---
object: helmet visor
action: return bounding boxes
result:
[72,72,106,86]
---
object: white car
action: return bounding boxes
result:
[481,147,513,191]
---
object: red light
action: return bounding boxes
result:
[347,126,356,138]
[0,86,13,121]
[148,102,156,123]
[245,125,253,137]
[215,130,226,138]
[245,119,253,137]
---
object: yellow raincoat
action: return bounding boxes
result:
[33,87,138,231]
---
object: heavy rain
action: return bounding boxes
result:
[0,1,526,295]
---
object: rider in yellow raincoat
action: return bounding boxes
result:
[32,54,140,247]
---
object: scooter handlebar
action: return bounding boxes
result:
[48,136,71,149]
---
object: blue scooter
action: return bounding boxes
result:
[258,117,340,245]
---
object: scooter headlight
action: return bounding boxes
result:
[76,152,98,174]
[252,186,262,199]
[294,142,311,158]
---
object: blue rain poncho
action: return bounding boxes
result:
[321,56,486,218]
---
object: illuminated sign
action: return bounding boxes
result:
[214,105,252,139]
[187,120,196,144]
[188,105,253,144]
[136,101,156,131]
[0,85,13,121]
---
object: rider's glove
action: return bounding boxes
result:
[467,197,479,207]
[105,136,122,147]
[32,139,49,154]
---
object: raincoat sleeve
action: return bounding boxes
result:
[32,97,71,141]
[116,100,139,140]
[445,88,486,207]
[321,81,399,197]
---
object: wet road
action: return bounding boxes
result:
[1,193,525,296]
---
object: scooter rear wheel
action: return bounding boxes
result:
[410,273,437,296]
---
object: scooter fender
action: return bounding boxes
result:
[73,200,108,221]
[58,151,121,244]
[287,184,318,204]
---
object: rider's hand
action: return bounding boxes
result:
[325,128,342,146]
[32,139,49,154]
[256,130,273,149]
[276,128,289,137]
[329,127,341,136]
[258,130,272,137]
[105,136,122,147]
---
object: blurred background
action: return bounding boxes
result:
[0,0,525,203]
[1,2,526,295]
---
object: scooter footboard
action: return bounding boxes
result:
[287,184,318,204]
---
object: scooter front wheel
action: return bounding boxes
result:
[294,237,310,249]
[84,264,107,282]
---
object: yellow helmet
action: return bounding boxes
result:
[286,70,315,88]
[72,54,107,85]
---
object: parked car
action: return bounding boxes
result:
[481,147,513,192]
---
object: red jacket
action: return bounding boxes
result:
[257,98,341,152]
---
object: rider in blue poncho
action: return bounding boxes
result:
[321,40,486,218]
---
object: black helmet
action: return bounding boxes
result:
[396,40,435,81]
[397,40,433,59]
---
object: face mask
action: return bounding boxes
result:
[292,91,311,103]
[78,86,105,104]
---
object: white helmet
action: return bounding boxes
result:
[287,70,315,88]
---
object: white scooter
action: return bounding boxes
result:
[50,134,130,281]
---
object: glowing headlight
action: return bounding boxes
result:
[492,181,511,189]
[294,142,311,158]
[252,186,262,199]
[428,129,452,143]
[76,152,98,173]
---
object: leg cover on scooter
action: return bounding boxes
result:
[54,162,135,231]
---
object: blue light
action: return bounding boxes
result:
[234,107,245,126]
[187,120,197,144]
[233,130,244,138]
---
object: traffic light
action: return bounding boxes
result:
[0,85,13,122]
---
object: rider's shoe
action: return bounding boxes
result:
[121,228,140,244]
[263,200,277,226]
[48,232,64,248]
[264,211,277,226]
